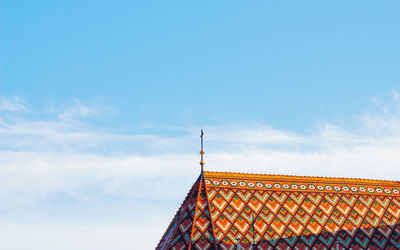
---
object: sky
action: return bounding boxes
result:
[1,1,400,249]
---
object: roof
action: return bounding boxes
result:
[157,171,400,249]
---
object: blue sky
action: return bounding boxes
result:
[1,1,400,249]
[2,1,400,132]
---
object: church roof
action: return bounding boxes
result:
[157,171,400,249]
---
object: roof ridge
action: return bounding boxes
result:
[203,170,400,183]
[188,178,204,249]
[203,177,217,247]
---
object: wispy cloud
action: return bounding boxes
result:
[0,96,27,112]
[1,93,400,249]
[58,99,98,120]
[358,89,400,133]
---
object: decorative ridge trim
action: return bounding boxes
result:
[203,175,218,248]
[204,178,400,195]
[203,171,400,185]
[189,177,204,250]
[156,175,201,249]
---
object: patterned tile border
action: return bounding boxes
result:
[204,178,400,195]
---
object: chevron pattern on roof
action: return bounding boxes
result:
[157,171,400,249]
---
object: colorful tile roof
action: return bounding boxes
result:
[157,171,400,249]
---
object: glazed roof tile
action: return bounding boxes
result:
[157,171,400,249]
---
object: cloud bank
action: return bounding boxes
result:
[1,92,400,249]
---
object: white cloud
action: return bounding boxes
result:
[58,99,98,120]
[0,223,166,250]
[358,89,400,133]
[0,97,27,112]
[1,94,400,249]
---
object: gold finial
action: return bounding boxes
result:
[200,129,205,173]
